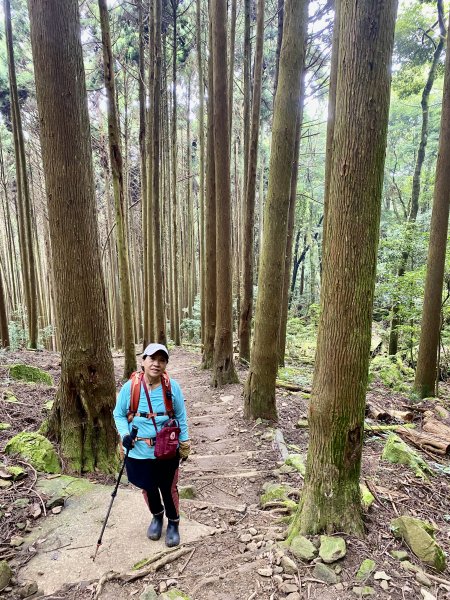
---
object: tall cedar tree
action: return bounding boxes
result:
[28,0,118,473]
[0,267,9,347]
[243,0,308,419]
[202,0,217,369]
[414,13,450,398]
[389,0,445,355]
[98,0,136,377]
[239,0,265,363]
[211,0,238,386]
[291,0,398,535]
[4,0,38,349]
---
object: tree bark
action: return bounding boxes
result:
[414,12,450,399]
[239,0,265,363]
[0,263,9,348]
[388,0,445,355]
[211,0,238,386]
[292,0,398,536]
[202,0,217,369]
[151,0,166,345]
[28,0,117,473]
[4,0,38,349]
[98,0,136,378]
[243,0,308,419]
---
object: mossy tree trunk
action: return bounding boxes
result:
[243,0,308,419]
[239,0,265,364]
[28,0,118,474]
[211,0,238,386]
[98,0,136,378]
[414,12,450,399]
[291,0,398,537]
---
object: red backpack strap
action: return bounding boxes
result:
[161,373,174,417]
[126,371,143,422]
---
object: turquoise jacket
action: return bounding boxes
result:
[113,376,189,459]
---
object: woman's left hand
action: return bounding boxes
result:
[179,440,191,460]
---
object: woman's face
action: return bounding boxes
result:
[142,352,168,381]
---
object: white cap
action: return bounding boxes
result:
[143,343,169,361]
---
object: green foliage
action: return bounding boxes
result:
[9,364,53,386]
[369,355,414,393]
[180,296,201,343]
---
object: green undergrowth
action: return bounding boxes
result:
[369,354,414,393]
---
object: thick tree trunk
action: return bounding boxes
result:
[292,0,398,536]
[414,13,450,399]
[98,0,136,378]
[243,0,251,196]
[28,0,117,473]
[388,0,445,355]
[0,264,9,348]
[239,0,265,363]
[273,0,284,96]
[4,0,38,349]
[211,0,238,386]
[202,1,217,369]
[243,0,308,419]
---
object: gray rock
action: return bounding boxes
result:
[352,586,375,597]
[257,567,273,577]
[313,562,338,584]
[286,594,301,600]
[140,585,158,600]
[278,582,299,594]
[18,581,38,598]
[280,555,298,574]
[415,571,432,587]
[355,559,376,581]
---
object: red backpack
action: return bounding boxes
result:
[126,371,174,422]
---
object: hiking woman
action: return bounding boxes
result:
[113,343,191,547]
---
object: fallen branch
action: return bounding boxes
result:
[94,546,192,597]
[397,426,450,455]
[276,380,311,393]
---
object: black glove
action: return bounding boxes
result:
[122,434,135,450]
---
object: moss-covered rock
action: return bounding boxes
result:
[160,589,191,600]
[260,482,291,506]
[360,484,375,509]
[6,466,26,481]
[5,432,60,473]
[356,558,376,581]
[9,363,53,386]
[0,560,12,590]
[179,485,196,499]
[0,423,11,430]
[382,434,432,479]
[369,355,414,392]
[289,535,317,561]
[391,515,446,572]
[284,454,306,476]
[319,535,346,563]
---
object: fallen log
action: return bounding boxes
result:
[276,380,311,393]
[422,417,450,441]
[397,426,450,456]
[366,400,414,422]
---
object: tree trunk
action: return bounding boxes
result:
[292,0,398,536]
[228,0,237,139]
[273,0,284,96]
[243,0,308,419]
[28,0,118,473]
[243,0,251,196]
[239,0,265,363]
[152,0,166,345]
[98,0,136,378]
[4,0,38,349]
[202,0,217,369]
[170,0,181,345]
[196,0,206,344]
[414,12,450,399]
[211,0,238,386]
[388,0,445,355]
[0,263,9,348]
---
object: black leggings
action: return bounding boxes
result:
[126,455,180,520]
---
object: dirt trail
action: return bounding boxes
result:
[4,347,450,600]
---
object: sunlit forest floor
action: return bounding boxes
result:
[1,346,450,599]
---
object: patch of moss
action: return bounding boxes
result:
[161,588,191,600]
[260,483,291,506]
[369,355,414,393]
[284,454,306,476]
[43,400,54,410]
[382,434,432,480]
[6,466,26,480]
[9,364,53,386]
[5,432,60,473]
[0,423,11,430]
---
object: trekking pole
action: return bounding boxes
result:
[92,424,138,562]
